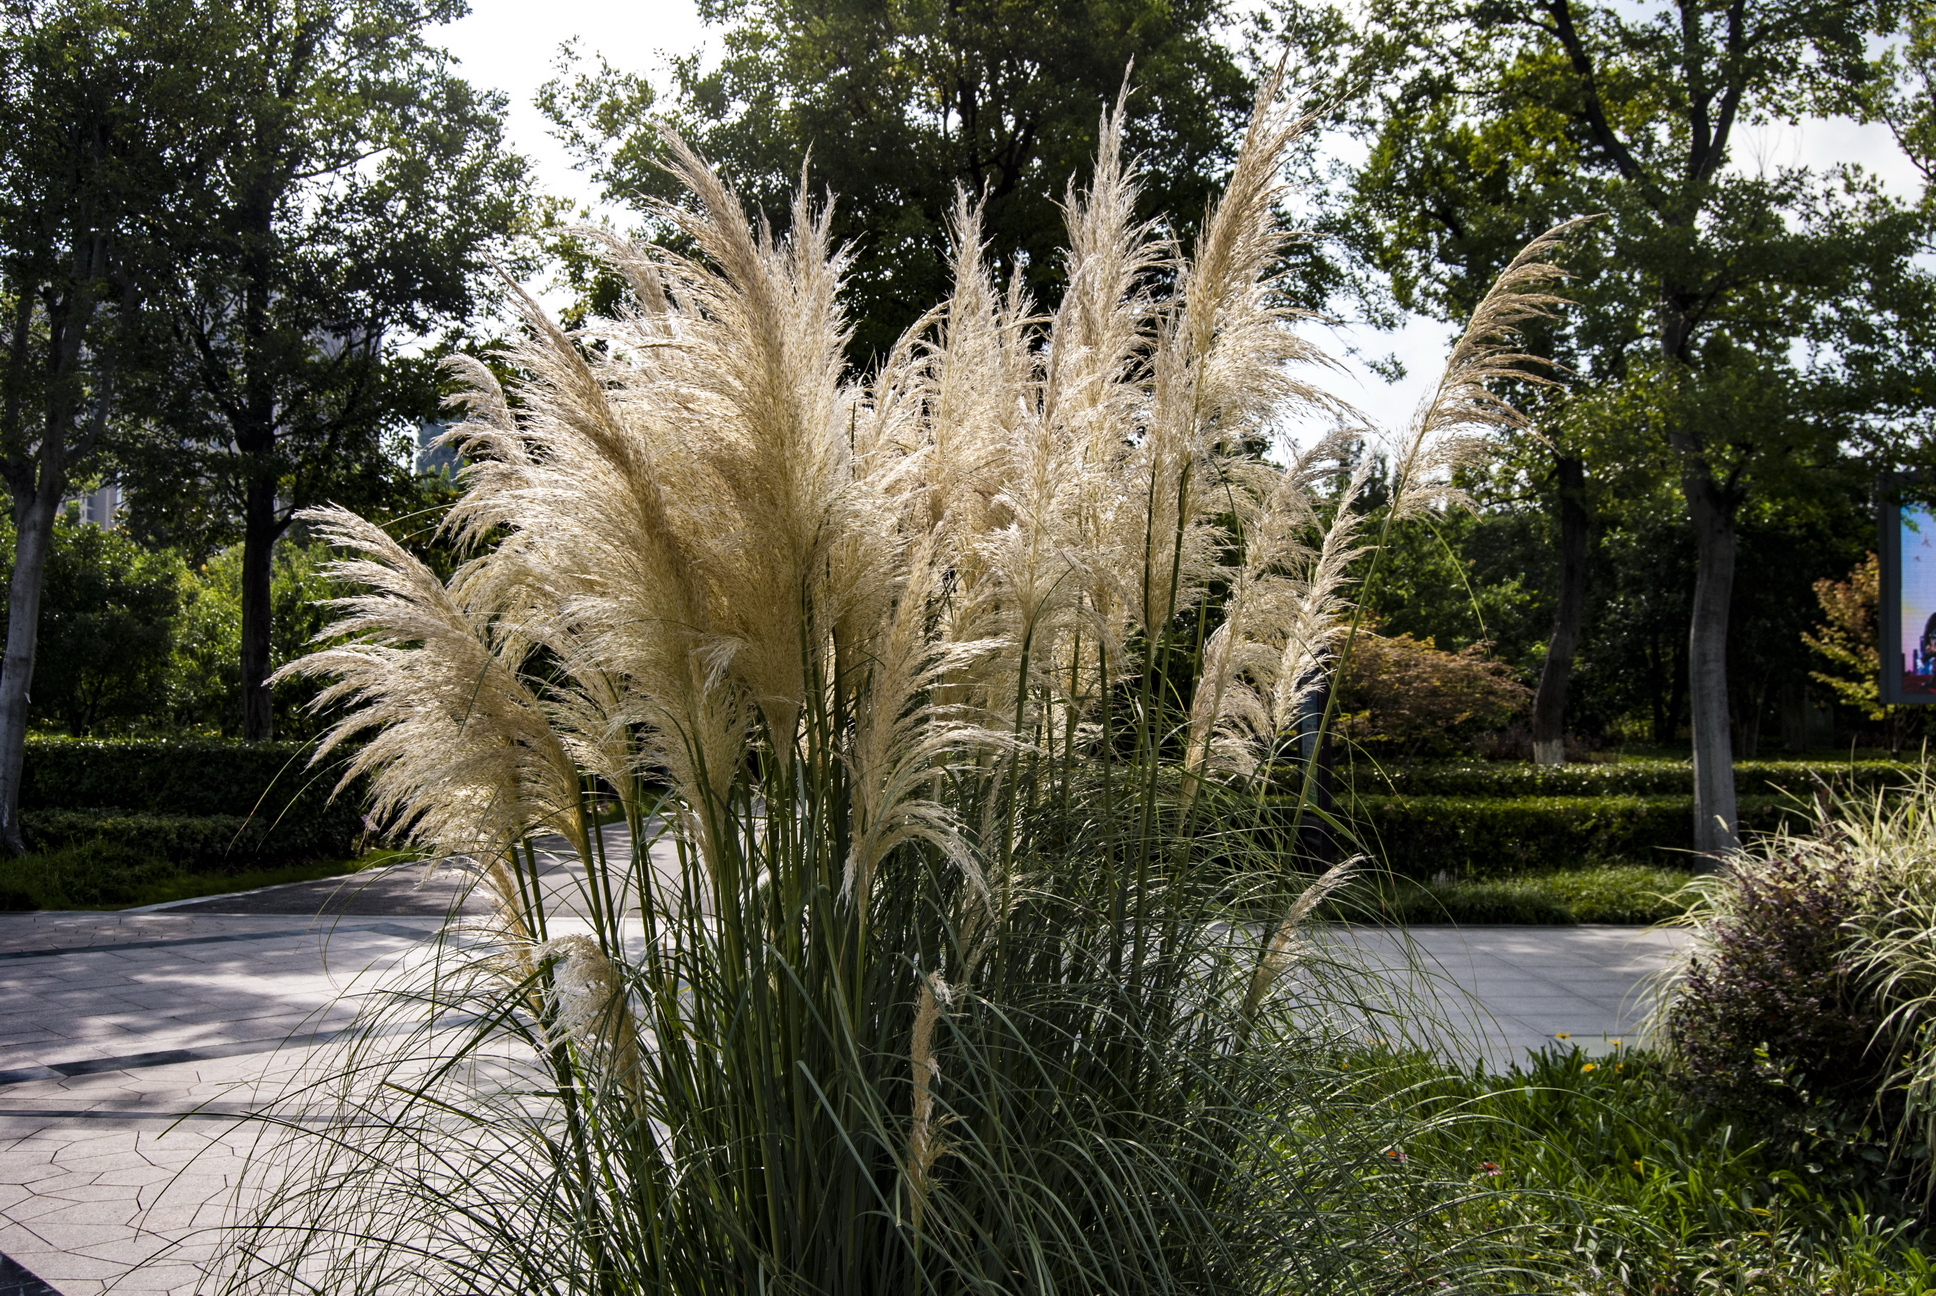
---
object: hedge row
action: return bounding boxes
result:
[20,738,366,866]
[1328,794,1806,879]
[20,810,282,873]
[1343,759,1918,800]
[20,806,359,869]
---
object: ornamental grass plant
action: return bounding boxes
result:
[1659,769,1936,1212]
[217,76,1585,1295]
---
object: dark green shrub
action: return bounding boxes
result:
[0,521,184,735]
[1334,793,1800,877]
[21,809,273,872]
[0,840,183,907]
[18,738,366,861]
[1345,758,1917,799]
[1665,852,1899,1189]
[1669,851,1878,1106]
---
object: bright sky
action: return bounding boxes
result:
[435,0,1929,443]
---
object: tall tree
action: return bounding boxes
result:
[125,0,531,741]
[0,0,220,849]
[539,0,1286,360]
[1337,0,1935,856]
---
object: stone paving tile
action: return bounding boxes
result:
[0,901,1693,1294]
[0,911,441,1294]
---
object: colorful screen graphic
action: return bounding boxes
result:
[1888,504,1936,702]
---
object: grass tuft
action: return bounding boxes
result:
[1328,864,1696,925]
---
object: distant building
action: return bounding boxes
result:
[417,421,460,478]
[65,482,120,529]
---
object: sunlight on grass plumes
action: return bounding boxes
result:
[217,73,1584,1295]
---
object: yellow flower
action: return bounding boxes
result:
[1554,1033,1571,1040]
[1580,1062,1596,1073]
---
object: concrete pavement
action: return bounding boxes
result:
[0,855,1694,1294]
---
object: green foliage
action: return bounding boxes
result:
[539,0,1272,359]
[0,0,230,529]
[0,840,176,909]
[119,0,536,558]
[1326,0,1934,779]
[0,520,184,734]
[169,539,342,736]
[1333,863,1695,925]
[0,525,345,739]
[25,809,275,869]
[19,736,365,853]
[0,842,362,910]
[1350,758,1919,798]
[1354,502,1554,673]
[1335,628,1531,758]
[1356,1045,1936,1292]
[1342,792,1802,877]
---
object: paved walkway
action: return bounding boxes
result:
[0,858,1694,1294]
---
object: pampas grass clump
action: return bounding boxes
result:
[219,73,1577,1296]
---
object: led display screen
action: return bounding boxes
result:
[1881,501,1936,704]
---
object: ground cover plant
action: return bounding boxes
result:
[0,846,371,911]
[204,75,1622,1295]
[1337,1044,1936,1294]
[1330,863,1695,925]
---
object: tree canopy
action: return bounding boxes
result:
[118,0,534,740]
[1327,0,1936,851]
[540,0,1272,361]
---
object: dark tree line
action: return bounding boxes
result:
[2,0,1930,863]
[0,0,531,849]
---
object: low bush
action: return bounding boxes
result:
[1335,792,1800,877]
[1667,851,1888,1139]
[21,809,273,872]
[19,737,366,862]
[1346,757,1918,799]
[1659,775,1936,1208]
[1331,864,1695,925]
[0,842,365,910]
[21,736,350,815]
[1334,632,1530,758]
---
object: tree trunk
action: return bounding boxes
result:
[1299,673,1333,866]
[1684,470,1738,864]
[1531,453,1589,765]
[0,482,64,854]
[239,471,278,742]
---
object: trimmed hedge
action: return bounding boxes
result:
[1338,793,1806,878]
[1344,759,1918,800]
[19,737,365,866]
[1324,865,1695,925]
[21,809,277,873]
